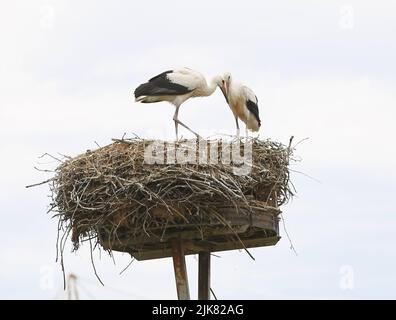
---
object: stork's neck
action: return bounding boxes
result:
[203,77,219,96]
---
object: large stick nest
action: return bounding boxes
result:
[49,138,294,254]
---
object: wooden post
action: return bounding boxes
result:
[171,238,190,300]
[198,251,211,300]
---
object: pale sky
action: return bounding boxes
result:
[1,0,395,299]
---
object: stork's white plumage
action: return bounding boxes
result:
[219,73,261,137]
[134,68,223,140]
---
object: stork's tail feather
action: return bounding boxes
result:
[134,83,153,100]
[135,95,146,102]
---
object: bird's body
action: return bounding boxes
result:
[227,84,260,132]
[220,73,261,136]
[134,68,223,139]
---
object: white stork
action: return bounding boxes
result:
[134,68,223,140]
[219,72,261,137]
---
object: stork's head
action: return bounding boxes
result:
[217,72,232,104]
[223,72,232,85]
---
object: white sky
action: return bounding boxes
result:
[0,0,395,299]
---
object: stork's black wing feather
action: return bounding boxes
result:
[148,70,173,82]
[134,70,193,98]
[246,98,261,127]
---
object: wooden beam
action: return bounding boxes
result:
[117,235,280,261]
[171,238,190,300]
[198,251,211,300]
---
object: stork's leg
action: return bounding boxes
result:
[235,117,240,138]
[175,119,202,140]
[173,105,202,140]
[173,106,180,141]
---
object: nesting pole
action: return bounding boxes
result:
[198,251,211,300]
[171,238,190,300]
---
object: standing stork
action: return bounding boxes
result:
[134,68,224,140]
[219,72,261,137]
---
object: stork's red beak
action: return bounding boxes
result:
[220,84,229,104]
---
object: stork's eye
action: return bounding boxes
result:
[222,80,225,84]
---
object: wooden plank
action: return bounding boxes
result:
[184,240,213,252]
[171,238,190,300]
[129,236,281,261]
[198,251,211,300]
[103,224,251,248]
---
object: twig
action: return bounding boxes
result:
[111,138,134,144]
[289,169,321,184]
[280,212,298,256]
[39,153,62,162]
[119,258,135,275]
[34,167,54,173]
[89,238,104,286]
[25,178,54,188]
[210,288,218,300]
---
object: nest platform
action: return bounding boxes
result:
[51,138,292,260]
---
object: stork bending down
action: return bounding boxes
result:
[218,73,261,138]
[134,68,223,140]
